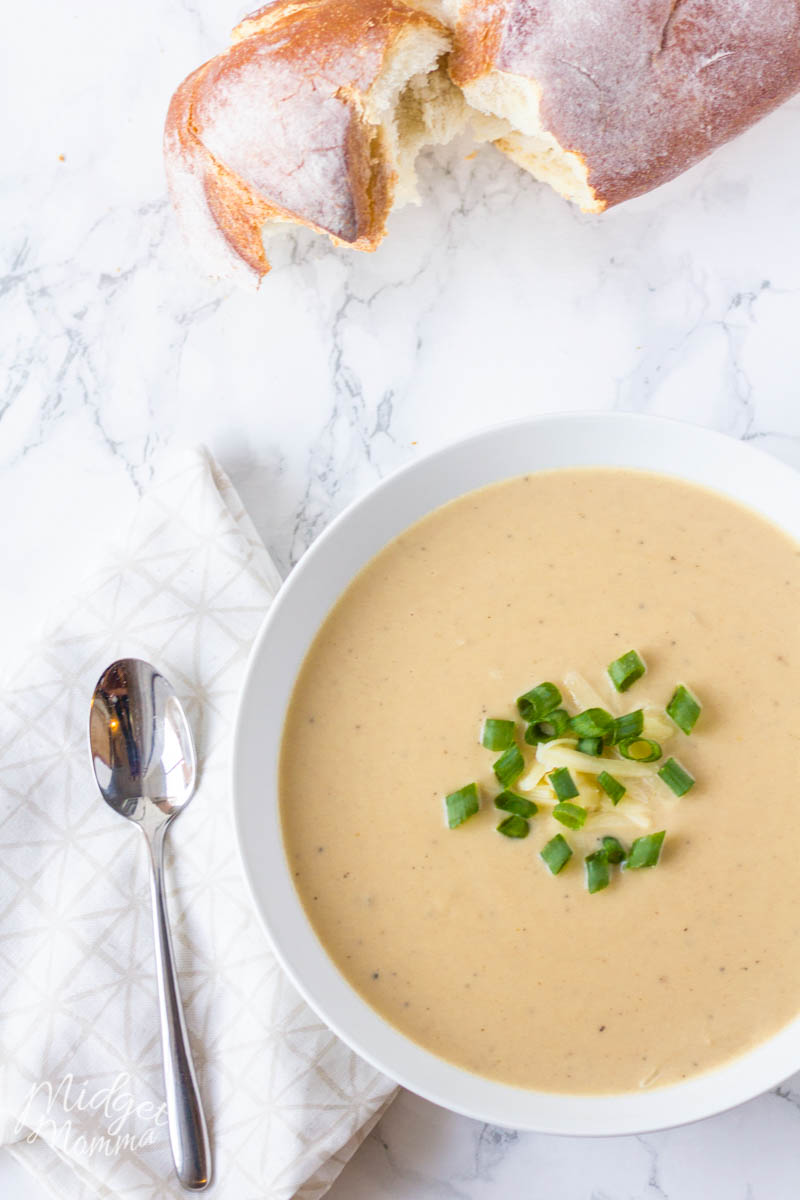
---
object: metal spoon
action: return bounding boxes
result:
[89,658,212,1191]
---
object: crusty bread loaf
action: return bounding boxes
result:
[164,0,466,283]
[165,0,800,282]
[451,0,800,212]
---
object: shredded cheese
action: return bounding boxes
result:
[536,740,653,779]
[518,762,549,791]
[563,669,618,716]
[590,804,653,830]
[642,706,675,742]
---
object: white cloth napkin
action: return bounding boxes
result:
[0,447,396,1199]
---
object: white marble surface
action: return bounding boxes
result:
[4,1,800,1196]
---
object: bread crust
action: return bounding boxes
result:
[451,0,800,209]
[164,0,448,281]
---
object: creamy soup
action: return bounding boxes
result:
[280,469,800,1093]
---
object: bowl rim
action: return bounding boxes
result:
[232,412,800,1135]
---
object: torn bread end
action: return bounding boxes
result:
[365,28,466,208]
[460,70,603,212]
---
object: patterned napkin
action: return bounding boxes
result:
[0,448,396,1199]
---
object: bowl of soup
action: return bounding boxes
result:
[232,413,800,1134]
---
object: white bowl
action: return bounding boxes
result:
[232,412,800,1135]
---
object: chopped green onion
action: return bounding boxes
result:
[666,685,702,735]
[597,770,626,805]
[541,833,572,874]
[610,709,644,744]
[576,736,604,756]
[585,849,610,893]
[549,766,579,801]
[618,736,662,763]
[601,835,626,864]
[481,718,516,750]
[495,790,537,818]
[626,830,666,869]
[493,744,525,787]
[552,801,587,830]
[524,708,570,743]
[608,649,646,693]
[445,783,479,828]
[658,757,695,796]
[497,814,529,838]
[569,708,615,738]
[517,681,561,722]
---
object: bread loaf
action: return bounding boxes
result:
[451,0,800,212]
[164,0,800,282]
[164,0,466,282]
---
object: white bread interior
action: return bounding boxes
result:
[367,40,602,216]
[404,0,461,25]
[364,26,468,205]
[460,71,602,212]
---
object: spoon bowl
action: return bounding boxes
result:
[90,657,212,1191]
[90,658,196,827]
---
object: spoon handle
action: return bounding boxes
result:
[145,824,212,1191]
